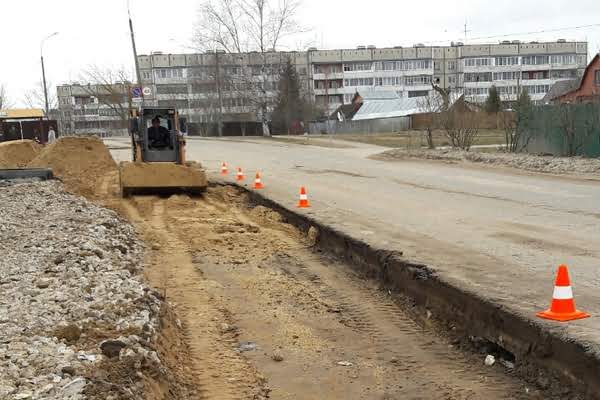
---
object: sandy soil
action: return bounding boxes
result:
[0,139,42,168]
[111,185,540,399]
[28,136,117,198]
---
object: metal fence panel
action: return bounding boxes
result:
[309,116,411,135]
[519,104,600,157]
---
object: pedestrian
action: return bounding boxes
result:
[47,126,56,144]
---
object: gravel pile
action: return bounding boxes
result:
[0,180,164,400]
[373,148,600,176]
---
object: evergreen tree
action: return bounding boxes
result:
[484,85,502,113]
[271,58,310,134]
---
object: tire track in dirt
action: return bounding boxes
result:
[122,196,269,400]
[278,252,535,400]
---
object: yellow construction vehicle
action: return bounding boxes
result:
[119,107,207,197]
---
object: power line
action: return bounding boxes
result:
[423,23,600,45]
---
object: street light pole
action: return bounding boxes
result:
[41,32,59,118]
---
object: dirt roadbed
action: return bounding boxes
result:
[229,182,600,400]
[114,186,548,399]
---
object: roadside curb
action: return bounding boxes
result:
[223,181,600,399]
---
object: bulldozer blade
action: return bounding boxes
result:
[119,162,208,197]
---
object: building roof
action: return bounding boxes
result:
[353,97,420,120]
[351,90,461,121]
[542,79,581,103]
[330,103,362,121]
[0,109,45,120]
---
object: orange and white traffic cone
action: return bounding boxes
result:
[537,265,590,322]
[297,186,310,208]
[253,172,264,189]
[236,167,245,181]
[220,162,228,175]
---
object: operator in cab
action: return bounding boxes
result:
[147,116,172,149]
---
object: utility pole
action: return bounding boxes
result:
[128,2,143,108]
[41,32,59,118]
[215,51,224,137]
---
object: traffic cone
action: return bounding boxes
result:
[537,265,590,322]
[236,167,245,181]
[220,162,228,175]
[297,186,310,208]
[253,172,264,189]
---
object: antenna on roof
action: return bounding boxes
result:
[464,20,471,42]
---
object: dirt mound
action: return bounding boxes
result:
[0,140,42,168]
[28,136,117,197]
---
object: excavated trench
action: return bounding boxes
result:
[107,182,590,400]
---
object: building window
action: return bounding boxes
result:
[344,78,373,87]
[550,54,576,65]
[464,72,492,83]
[408,90,429,98]
[448,75,456,84]
[343,62,372,72]
[494,56,519,66]
[404,75,431,86]
[464,57,491,67]
[447,61,456,71]
[522,55,549,65]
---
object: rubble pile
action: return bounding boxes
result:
[0,180,165,399]
[0,140,42,168]
[374,148,600,175]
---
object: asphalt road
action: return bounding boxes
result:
[108,136,600,350]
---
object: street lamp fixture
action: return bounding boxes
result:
[41,32,59,118]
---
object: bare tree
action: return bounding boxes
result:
[502,90,533,153]
[79,66,133,133]
[416,91,444,149]
[194,0,305,135]
[0,84,12,109]
[23,81,57,110]
[441,109,481,151]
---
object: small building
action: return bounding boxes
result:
[0,109,58,143]
[545,53,600,104]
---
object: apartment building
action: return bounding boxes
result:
[56,39,588,135]
[56,83,130,136]
[136,50,311,135]
[310,40,587,112]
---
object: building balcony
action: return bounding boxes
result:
[312,72,344,80]
[313,88,345,95]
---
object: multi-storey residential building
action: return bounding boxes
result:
[56,83,131,136]
[136,50,311,135]
[310,40,587,111]
[57,40,588,135]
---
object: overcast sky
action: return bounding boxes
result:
[1,0,599,107]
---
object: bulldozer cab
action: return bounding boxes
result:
[130,107,187,163]
[121,106,206,197]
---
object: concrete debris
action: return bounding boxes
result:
[337,361,353,367]
[484,355,496,366]
[0,180,163,399]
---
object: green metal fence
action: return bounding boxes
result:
[519,104,600,157]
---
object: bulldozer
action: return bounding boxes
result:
[119,107,207,197]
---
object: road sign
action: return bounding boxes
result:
[142,87,152,97]
[130,86,143,98]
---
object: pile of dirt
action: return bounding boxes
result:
[0,140,42,168]
[28,136,117,197]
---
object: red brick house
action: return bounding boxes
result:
[554,53,600,103]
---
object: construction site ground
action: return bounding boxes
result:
[110,136,600,392]
[4,136,596,399]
